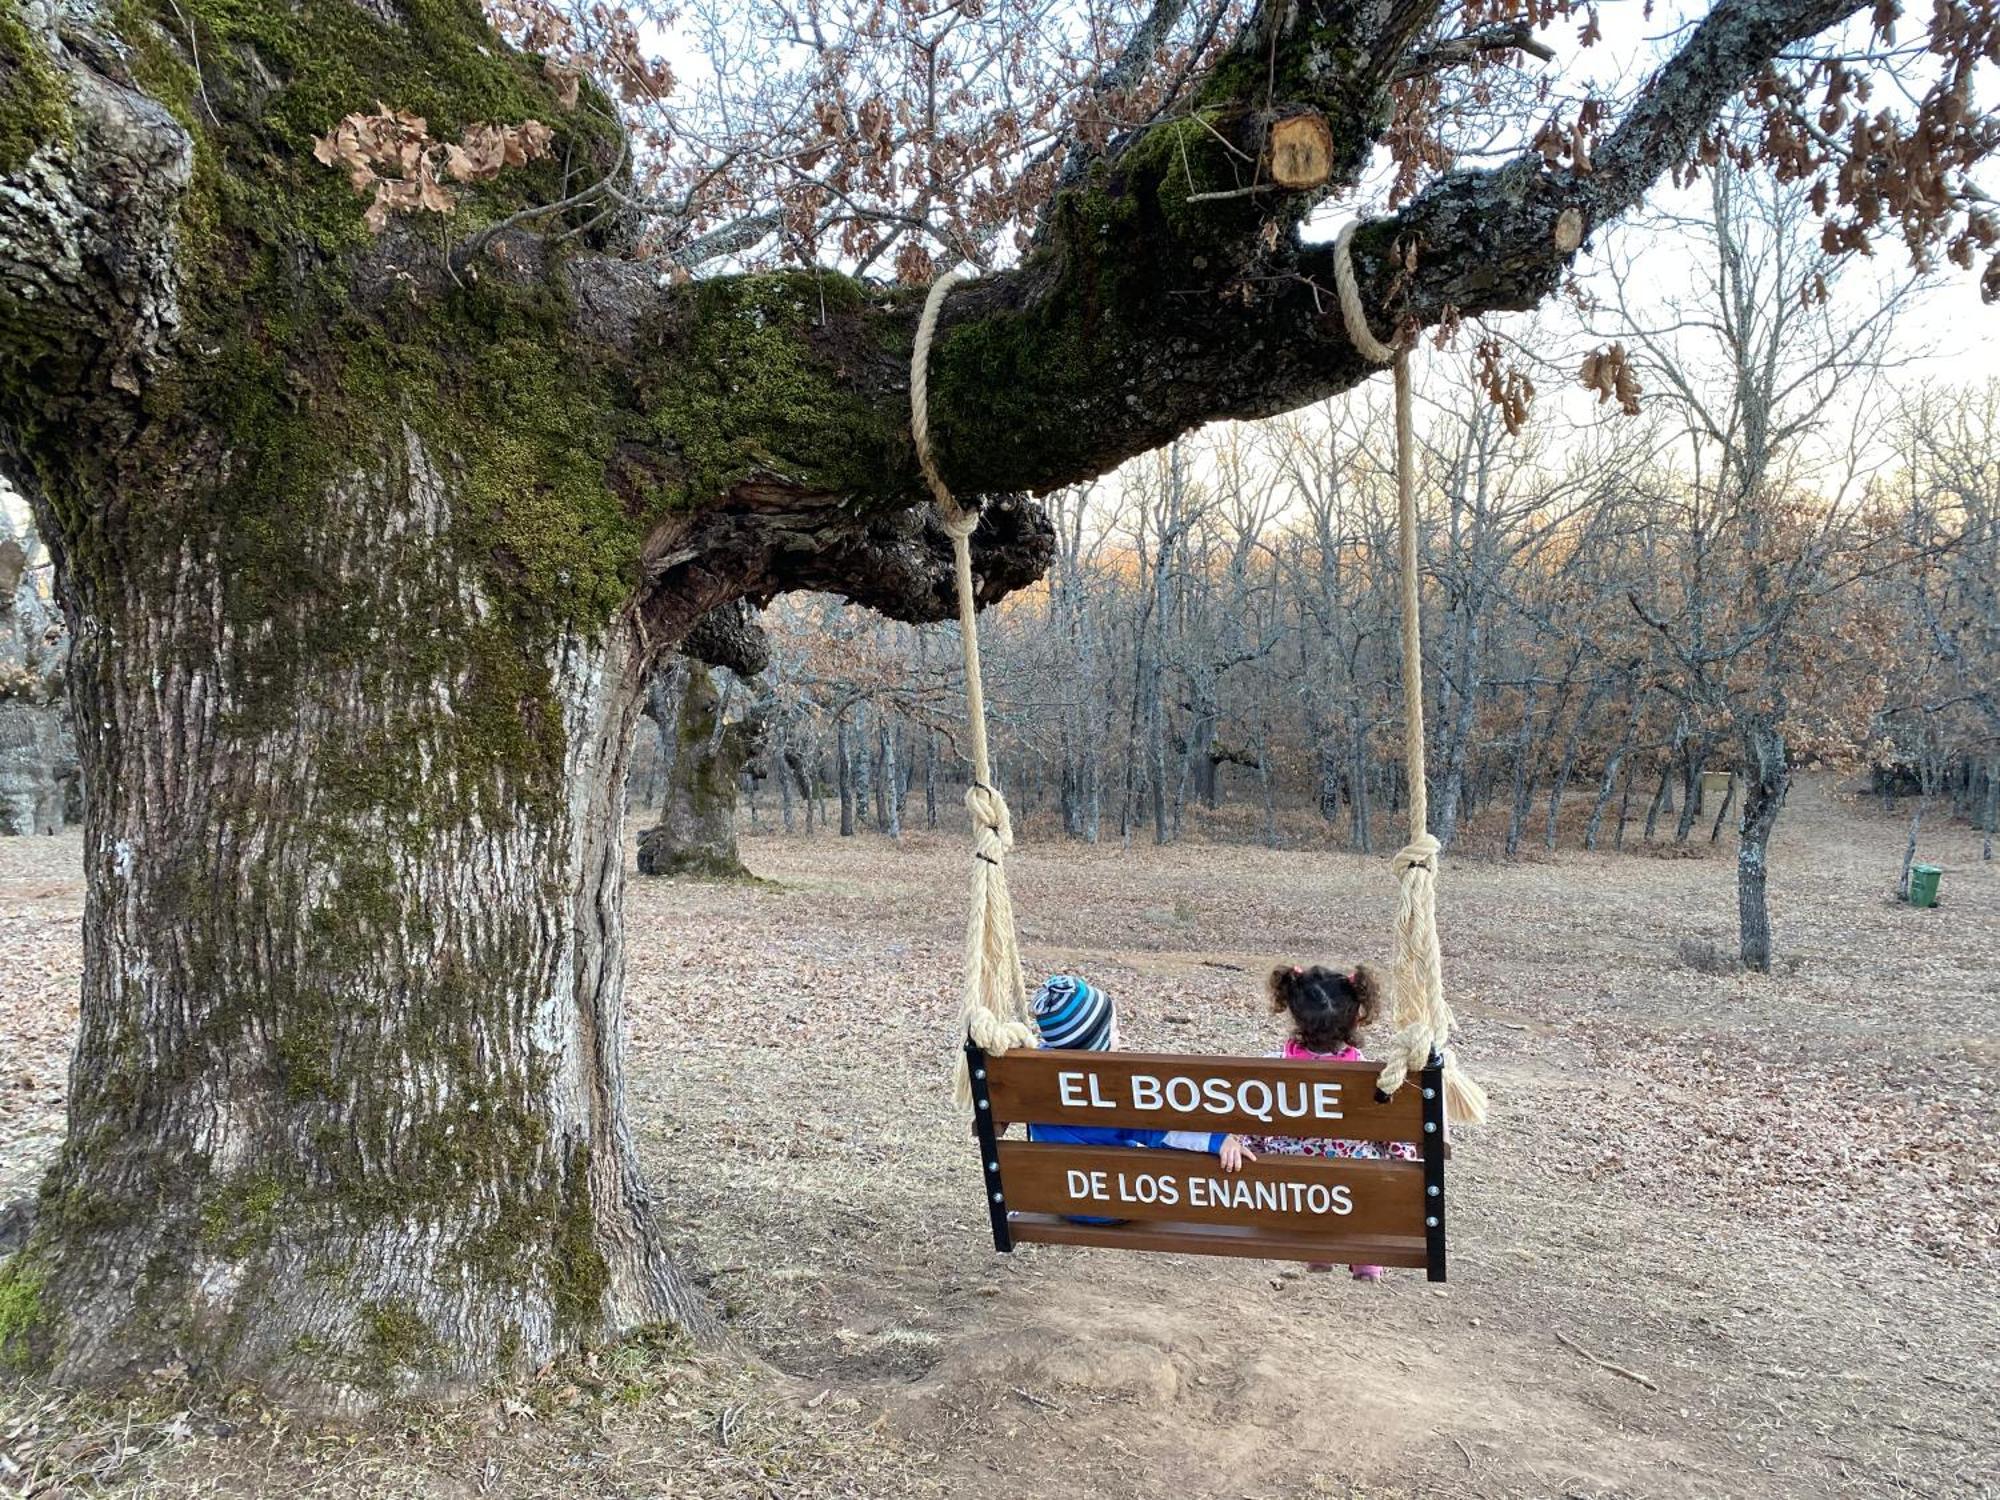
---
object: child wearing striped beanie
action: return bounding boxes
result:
[1028,975,1117,1051]
[1028,975,1253,1172]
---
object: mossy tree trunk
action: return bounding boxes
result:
[32,433,700,1403]
[636,660,754,879]
[0,0,1874,1405]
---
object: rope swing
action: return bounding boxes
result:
[912,268,1038,1105]
[912,238,1483,1127]
[1332,222,1487,1127]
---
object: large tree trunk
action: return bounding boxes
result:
[16,438,708,1404]
[636,662,752,879]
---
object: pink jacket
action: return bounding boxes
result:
[1250,1037,1418,1160]
[1279,1038,1362,1063]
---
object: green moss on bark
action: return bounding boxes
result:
[199,1173,285,1257]
[61,0,638,643]
[640,271,905,506]
[360,1298,440,1378]
[0,0,881,1382]
[550,1145,609,1333]
[0,0,69,172]
[0,1258,45,1366]
[915,106,1290,488]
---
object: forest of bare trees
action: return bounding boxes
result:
[657,174,1999,975]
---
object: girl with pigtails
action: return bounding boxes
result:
[1244,963,1417,1281]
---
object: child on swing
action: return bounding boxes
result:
[1245,962,1417,1281]
[1028,976,1254,1169]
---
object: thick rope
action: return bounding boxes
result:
[913,269,1037,1104]
[1333,223,1488,1128]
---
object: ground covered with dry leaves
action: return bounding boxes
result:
[0,775,1994,1499]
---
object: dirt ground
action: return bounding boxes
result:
[1,774,1995,1499]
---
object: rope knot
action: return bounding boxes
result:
[964,782,1013,860]
[969,1013,1036,1055]
[1393,833,1441,877]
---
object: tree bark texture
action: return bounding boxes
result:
[635,662,752,879]
[1736,722,1790,972]
[19,433,709,1403]
[0,0,1882,1403]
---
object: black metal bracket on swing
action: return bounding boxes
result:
[965,1038,1448,1281]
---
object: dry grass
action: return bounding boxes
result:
[1,773,1997,1499]
[1,1332,941,1497]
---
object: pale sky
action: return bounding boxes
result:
[1284,0,1999,470]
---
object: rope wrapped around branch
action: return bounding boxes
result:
[1332,223,1488,1128]
[912,268,1037,1104]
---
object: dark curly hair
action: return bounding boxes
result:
[1270,964,1383,1054]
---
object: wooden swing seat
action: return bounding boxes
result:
[967,1043,1448,1281]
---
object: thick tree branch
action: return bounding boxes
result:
[0,0,1896,647]
[628,483,1053,650]
[0,4,192,399]
[552,0,1877,635]
[910,0,1875,498]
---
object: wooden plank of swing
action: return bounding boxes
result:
[1006,1213,1431,1267]
[984,1047,1423,1142]
[996,1142,1424,1237]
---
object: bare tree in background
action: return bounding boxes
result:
[1617,163,1912,970]
[1890,383,2000,861]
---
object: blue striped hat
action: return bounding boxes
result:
[1032,975,1114,1051]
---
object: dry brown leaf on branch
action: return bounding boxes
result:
[315,111,556,231]
[544,56,583,109]
[1475,337,1535,436]
[1578,341,1643,415]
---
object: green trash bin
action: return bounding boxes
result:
[1907,864,1942,909]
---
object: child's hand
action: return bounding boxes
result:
[1219,1135,1256,1173]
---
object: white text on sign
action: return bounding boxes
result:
[1054,1069,1346,1126]
[1063,1168,1355,1217]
